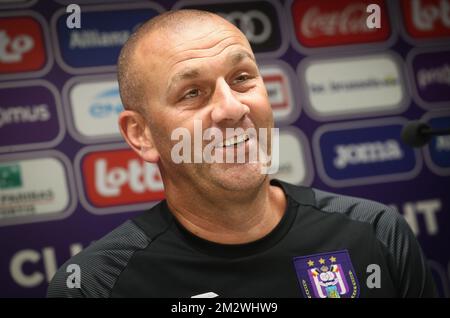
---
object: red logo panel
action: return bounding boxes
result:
[401,0,450,39]
[0,16,46,74]
[291,0,391,48]
[82,149,165,208]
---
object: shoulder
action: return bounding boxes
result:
[277,180,437,297]
[311,187,408,245]
[276,179,404,237]
[47,220,149,298]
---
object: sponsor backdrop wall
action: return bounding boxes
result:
[0,0,449,297]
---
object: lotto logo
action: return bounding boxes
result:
[401,0,450,39]
[81,148,165,208]
[0,16,46,74]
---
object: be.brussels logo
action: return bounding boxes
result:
[313,118,422,187]
[288,0,392,53]
[422,111,450,176]
[173,0,288,57]
[407,47,450,110]
[0,81,64,153]
[51,3,163,73]
[400,0,450,43]
[298,53,408,121]
[76,144,165,214]
[269,127,314,186]
[0,12,51,79]
[259,61,300,125]
[64,75,123,143]
[0,151,76,227]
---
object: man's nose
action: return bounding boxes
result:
[210,78,250,124]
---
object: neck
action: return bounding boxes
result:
[164,177,286,244]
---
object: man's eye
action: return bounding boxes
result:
[183,89,200,99]
[233,74,251,84]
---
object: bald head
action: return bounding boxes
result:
[117,9,242,116]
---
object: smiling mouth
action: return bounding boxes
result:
[215,133,250,148]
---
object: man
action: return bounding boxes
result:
[47,10,437,298]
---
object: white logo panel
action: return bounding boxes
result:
[66,76,123,143]
[0,151,76,226]
[299,53,408,121]
[270,127,313,186]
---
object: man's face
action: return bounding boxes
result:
[137,17,274,192]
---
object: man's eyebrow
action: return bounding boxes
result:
[167,68,200,96]
[166,50,255,94]
[229,50,255,65]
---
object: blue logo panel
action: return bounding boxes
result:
[428,116,450,169]
[319,124,417,181]
[55,7,160,69]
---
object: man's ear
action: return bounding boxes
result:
[118,110,160,163]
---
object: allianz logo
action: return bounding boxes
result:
[89,88,122,118]
[417,63,450,89]
[0,104,50,128]
[69,29,130,49]
[333,139,403,169]
[95,159,163,197]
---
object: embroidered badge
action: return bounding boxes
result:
[293,250,360,298]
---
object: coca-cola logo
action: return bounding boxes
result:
[401,0,450,39]
[301,4,374,38]
[290,0,390,48]
[81,148,164,208]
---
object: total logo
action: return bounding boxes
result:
[66,77,123,142]
[0,15,47,74]
[259,62,300,124]
[80,147,165,211]
[313,119,421,187]
[289,0,391,48]
[401,0,450,40]
[174,0,285,56]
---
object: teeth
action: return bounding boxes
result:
[217,133,249,148]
